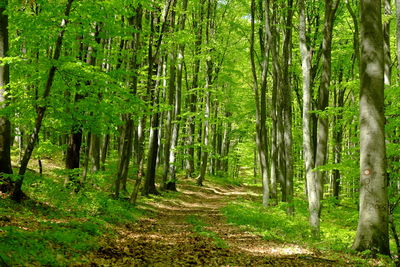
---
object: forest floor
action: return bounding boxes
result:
[88,180,356,266]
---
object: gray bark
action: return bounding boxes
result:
[250,0,269,206]
[383,0,392,86]
[314,0,339,200]
[197,0,215,186]
[162,3,177,189]
[167,0,188,189]
[299,0,320,238]
[353,0,390,256]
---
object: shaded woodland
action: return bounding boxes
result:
[0,0,400,265]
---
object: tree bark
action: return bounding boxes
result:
[299,0,320,238]
[353,0,390,256]
[281,0,294,214]
[383,0,392,86]
[250,0,270,206]
[314,0,339,201]
[167,0,188,190]
[197,0,215,187]
[100,134,110,171]
[161,4,177,189]
[0,0,12,177]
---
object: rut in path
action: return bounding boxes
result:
[91,181,346,266]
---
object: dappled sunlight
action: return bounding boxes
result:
[239,243,313,256]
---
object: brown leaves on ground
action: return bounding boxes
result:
[88,181,350,266]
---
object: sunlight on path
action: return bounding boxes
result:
[91,181,346,266]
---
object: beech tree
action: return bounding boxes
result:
[352,0,390,255]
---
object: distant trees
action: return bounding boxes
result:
[1,0,399,257]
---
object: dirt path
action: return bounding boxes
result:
[90,181,346,266]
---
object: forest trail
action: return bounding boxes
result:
[90,181,346,266]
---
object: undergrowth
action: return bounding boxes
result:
[0,168,144,266]
[221,197,394,266]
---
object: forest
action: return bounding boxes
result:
[0,0,399,265]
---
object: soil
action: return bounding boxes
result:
[89,180,350,266]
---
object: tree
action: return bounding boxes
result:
[299,0,320,238]
[12,0,75,201]
[0,0,12,178]
[352,0,390,255]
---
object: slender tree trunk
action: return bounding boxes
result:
[89,133,101,172]
[383,0,392,86]
[161,6,177,189]
[143,0,173,196]
[332,76,345,200]
[314,0,339,201]
[100,134,110,171]
[143,61,163,196]
[0,1,12,178]
[353,0,390,256]
[221,112,231,173]
[299,0,320,238]
[187,2,204,178]
[12,0,75,201]
[281,0,294,214]
[128,6,144,203]
[81,132,91,183]
[167,0,188,190]
[197,0,215,186]
[250,0,269,206]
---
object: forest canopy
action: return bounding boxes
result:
[0,0,399,265]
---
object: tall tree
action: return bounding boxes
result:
[352,0,390,255]
[299,0,320,238]
[0,0,12,177]
[143,0,173,196]
[197,0,215,186]
[249,0,270,205]
[314,0,340,200]
[166,0,188,190]
[12,0,75,201]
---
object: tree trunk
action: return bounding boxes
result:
[161,6,177,189]
[314,0,339,201]
[0,1,12,178]
[383,0,392,86]
[12,0,75,201]
[353,0,390,256]
[197,0,215,187]
[299,0,320,238]
[167,0,188,190]
[250,0,269,206]
[332,74,345,200]
[143,62,162,196]
[281,0,294,214]
[100,134,110,171]
[221,112,231,173]
[89,133,101,173]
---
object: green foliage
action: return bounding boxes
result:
[0,170,144,266]
[222,198,358,252]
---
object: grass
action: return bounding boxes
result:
[221,196,394,266]
[0,165,144,266]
